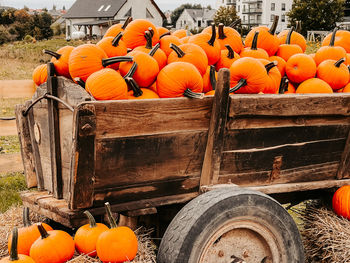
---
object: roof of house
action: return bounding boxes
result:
[184,8,216,22]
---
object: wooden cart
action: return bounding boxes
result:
[15,65,350,262]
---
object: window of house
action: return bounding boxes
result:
[98,5,104,11]
[282,3,286,11]
[104,5,111,11]
[237,5,240,12]
[271,3,275,11]
[198,20,201,27]
[243,16,246,22]
[124,8,132,17]
[146,8,154,18]
[281,15,285,22]
[270,14,274,22]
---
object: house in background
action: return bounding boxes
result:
[63,0,165,39]
[175,8,216,31]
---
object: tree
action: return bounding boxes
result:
[170,4,202,27]
[287,0,345,36]
[213,6,239,26]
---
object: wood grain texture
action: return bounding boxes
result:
[337,128,350,179]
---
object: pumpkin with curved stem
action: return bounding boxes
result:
[317,58,349,90]
[172,29,189,39]
[322,30,350,53]
[1,228,35,263]
[333,185,350,219]
[315,28,347,66]
[279,76,296,94]
[188,24,221,65]
[259,59,281,94]
[240,31,269,59]
[276,27,303,62]
[167,43,208,75]
[96,33,128,70]
[68,44,133,82]
[29,224,75,263]
[159,35,182,56]
[296,78,333,94]
[229,57,269,94]
[74,211,109,257]
[8,207,53,256]
[96,203,138,263]
[202,23,240,38]
[32,64,48,86]
[216,44,240,71]
[244,15,280,56]
[215,23,243,53]
[119,50,159,88]
[269,56,286,76]
[157,26,170,37]
[157,62,204,98]
[203,66,217,93]
[103,17,132,38]
[286,53,317,83]
[123,19,159,49]
[43,46,74,79]
[74,77,85,89]
[277,24,307,52]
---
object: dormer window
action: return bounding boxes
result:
[98,5,104,11]
[105,5,111,11]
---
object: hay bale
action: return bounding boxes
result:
[0,206,156,263]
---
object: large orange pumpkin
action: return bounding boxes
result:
[172,29,189,39]
[216,23,243,53]
[269,56,286,76]
[123,19,159,49]
[103,17,132,38]
[240,31,269,59]
[32,64,48,86]
[216,44,240,71]
[157,26,170,38]
[202,66,217,93]
[296,78,333,93]
[259,59,281,94]
[317,58,349,90]
[159,35,182,56]
[333,185,350,219]
[43,46,74,79]
[277,25,307,52]
[276,27,303,62]
[322,29,350,53]
[286,54,317,83]
[157,62,204,98]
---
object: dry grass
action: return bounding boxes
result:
[0,98,29,117]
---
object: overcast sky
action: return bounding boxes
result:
[1,0,215,11]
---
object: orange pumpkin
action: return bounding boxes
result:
[172,29,189,39]
[157,26,170,38]
[317,58,349,90]
[74,211,109,257]
[180,36,191,44]
[1,228,35,263]
[96,203,138,263]
[269,56,286,76]
[202,66,217,93]
[259,59,281,94]
[167,43,208,75]
[103,17,132,38]
[315,28,347,66]
[123,19,159,49]
[343,83,350,92]
[68,44,132,82]
[188,24,221,65]
[157,62,204,98]
[8,207,53,256]
[203,23,240,37]
[322,29,350,53]
[278,76,289,94]
[276,27,303,62]
[74,77,85,89]
[32,64,48,86]
[43,46,74,79]
[29,224,75,263]
[333,185,350,219]
[216,23,243,53]
[244,15,280,56]
[159,35,182,56]
[277,24,307,52]
[240,31,269,59]
[296,78,333,93]
[286,54,316,83]
[216,44,240,71]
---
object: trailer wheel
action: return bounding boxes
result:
[157,187,304,263]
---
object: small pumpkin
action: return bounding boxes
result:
[296,78,333,94]
[333,185,350,219]
[317,58,349,90]
[216,44,240,71]
[43,46,74,79]
[123,19,159,49]
[285,54,317,83]
[74,211,109,257]
[159,35,182,56]
[259,59,281,94]
[280,76,296,94]
[322,29,350,53]
[276,27,303,62]
[157,62,204,98]
[269,56,286,76]
[96,202,138,263]
[157,27,170,38]
[240,31,269,59]
[215,23,243,53]
[32,64,48,86]
[1,228,35,263]
[103,17,132,38]
[29,224,75,263]
[167,43,208,75]
[277,22,307,52]
[172,29,189,39]
[203,66,217,93]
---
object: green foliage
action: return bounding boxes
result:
[0,172,27,213]
[287,0,345,35]
[214,6,239,26]
[171,3,203,27]
[0,25,11,45]
[0,136,21,155]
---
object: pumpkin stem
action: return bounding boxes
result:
[105,202,118,229]
[209,65,217,90]
[144,31,153,49]
[183,88,204,99]
[23,207,31,227]
[279,76,289,94]
[330,27,338,47]
[230,78,247,93]
[335,58,346,67]
[286,27,294,45]
[149,43,160,57]
[84,211,97,228]
[265,61,278,73]
[251,31,259,50]
[148,27,154,38]
[170,43,185,58]
[74,77,86,89]
[102,56,133,67]
[37,224,49,239]
[225,45,235,59]
[122,17,132,30]
[218,23,227,40]
[126,77,143,97]
[111,32,123,47]
[43,49,61,60]
[296,21,302,33]
[348,65,350,73]
[160,32,171,39]
[229,18,241,29]
[207,24,216,47]
[124,61,138,79]
[9,228,19,261]
[269,15,279,35]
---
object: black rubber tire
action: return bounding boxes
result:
[157,187,305,263]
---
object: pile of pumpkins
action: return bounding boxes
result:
[0,204,138,263]
[32,16,350,100]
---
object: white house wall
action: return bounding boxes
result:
[65,18,108,39]
[175,10,195,30]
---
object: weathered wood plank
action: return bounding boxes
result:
[229,94,350,117]
[337,126,350,179]
[200,69,231,187]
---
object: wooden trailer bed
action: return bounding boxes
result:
[15,68,350,228]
